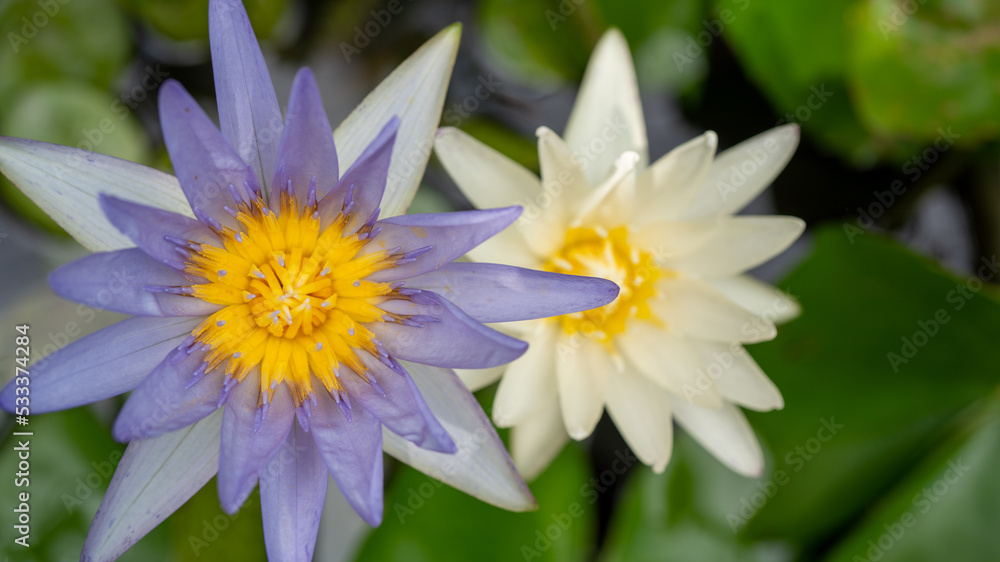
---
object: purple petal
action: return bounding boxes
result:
[112,346,224,441]
[0,316,200,414]
[272,68,338,207]
[218,372,295,514]
[339,354,455,453]
[318,117,399,233]
[100,194,220,270]
[81,411,221,562]
[260,425,328,562]
[49,248,220,317]
[209,0,283,192]
[365,206,522,282]
[408,262,620,323]
[159,79,259,228]
[310,390,384,526]
[372,291,527,368]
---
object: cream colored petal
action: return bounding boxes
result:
[564,29,648,186]
[708,275,801,324]
[510,399,570,481]
[0,137,191,252]
[605,364,674,472]
[631,217,720,262]
[492,322,559,427]
[668,397,764,477]
[616,321,723,409]
[433,126,543,210]
[668,216,805,278]
[691,340,784,412]
[334,25,460,218]
[651,278,776,343]
[526,126,591,256]
[632,132,717,225]
[455,366,505,392]
[555,333,611,440]
[683,124,799,220]
[574,151,639,229]
[466,226,544,268]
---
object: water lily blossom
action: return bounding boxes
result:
[0,2,619,560]
[434,29,804,480]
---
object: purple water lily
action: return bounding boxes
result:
[0,1,618,560]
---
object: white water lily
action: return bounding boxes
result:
[434,29,804,479]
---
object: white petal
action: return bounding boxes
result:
[0,137,191,252]
[632,132,718,225]
[466,227,543,268]
[510,399,569,481]
[492,322,558,427]
[434,127,542,209]
[334,25,460,219]
[384,361,537,511]
[669,216,805,278]
[82,410,222,562]
[455,365,504,392]
[616,321,723,409]
[668,397,764,477]
[708,275,801,324]
[691,340,784,411]
[651,278,776,343]
[631,217,720,262]
[555,334,611,440]
[683,124,800,220]
[574,151,640,229]
[564,29,648,186]
[526,126,592,256]
[605,364,674,473]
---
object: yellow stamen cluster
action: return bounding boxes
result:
[182,192,402,405]
[544,226,664,342]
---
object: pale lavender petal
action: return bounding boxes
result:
[112,346,224,441]
[365,206,522,282]
[48,248,220,317]
[310,390,384,526]
[260,425,328,562]
[209,0,283,192]
[271,68,338,207]
[218,372,295,514]
[0,317,201,414]
[408,262,620,323]
[100,194,220,270]
[372,291,527,368]
[318,117,399,233]
[159,79,259,228]
[338,354,455,453]
[81,411,221,562]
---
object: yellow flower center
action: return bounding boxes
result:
[544,226,664,341]
[179,192,408,405]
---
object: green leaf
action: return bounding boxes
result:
[170,479,267,562]
[117,0,287,41]
[740,227,1000,548]
[847,0,1000,145]
[354,445,594,562]
[822,407,1000,562]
